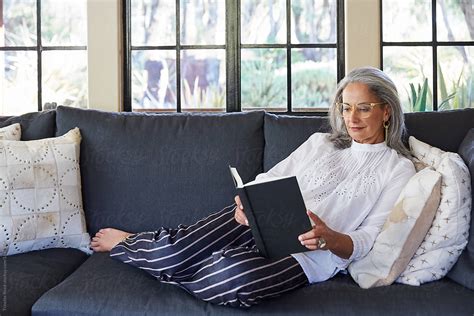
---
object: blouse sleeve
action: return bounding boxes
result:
[345,158,416,262]
[254,133,328,182]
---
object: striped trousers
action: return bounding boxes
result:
[110,203,309,307]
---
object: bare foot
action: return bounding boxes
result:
[90,228,133,252]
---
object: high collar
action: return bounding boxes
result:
[350,139,388,152]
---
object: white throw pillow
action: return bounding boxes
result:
[396,137,471,285]
[0,128,91,255]
[0,123,21,141]
[348,168,442,288]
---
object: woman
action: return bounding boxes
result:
[91,67,415,307]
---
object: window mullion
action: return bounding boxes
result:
[123,0,132,112]
[37,0,42,111]
[432,0,438,111]
[337,0,345,82]
[226,0,240,112]
[286,0,292,113]
[176,0,182,113]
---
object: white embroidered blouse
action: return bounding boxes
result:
[254,132,415,284]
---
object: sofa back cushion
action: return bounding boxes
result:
[55,106,264,235]
[404,108,474,153]
[0,110,56,140]
[263,113,330,171]
[447,128,474,289]
[263,109,474,171]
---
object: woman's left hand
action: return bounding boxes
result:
[298,210,334,251]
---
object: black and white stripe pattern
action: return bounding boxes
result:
[110,204,308,307]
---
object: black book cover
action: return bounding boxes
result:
[230,166,312,259]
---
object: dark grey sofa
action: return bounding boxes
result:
[1,106,473,315]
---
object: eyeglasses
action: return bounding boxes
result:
[336,102,387,119]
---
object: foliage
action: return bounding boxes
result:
[1,0,88,114]
[408,78,429,112]
[291,62,335,108]
[3,1,36,46]
[407,63,473,112]
[437,63,473,110]
[181,77,225,109]
[240,51,286,108]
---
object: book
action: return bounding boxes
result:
[229,166,312,259]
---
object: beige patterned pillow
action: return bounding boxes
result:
[0,123,21,141]
[0,128,91,255]
[348,168,442,288]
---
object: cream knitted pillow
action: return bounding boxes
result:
[0,123,21,141]
[0,128,91,255]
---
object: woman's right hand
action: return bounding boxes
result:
[234,195,249,226]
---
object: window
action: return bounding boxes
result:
[381,0,473,112]
[0,0,88,115]
[124,0,344,113]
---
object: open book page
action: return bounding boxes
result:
[244,174,294,187]
[229,165,293,188]
[229,166,245,188]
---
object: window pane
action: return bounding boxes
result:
[41,0,87,46]
[131,0,176,46]
[383,0,432,42]
[180,0,225,45]
[437,0,474,41]
[132,50,177,111]
[241,0,286,44]
[292,48,336,110]
[181,49,226,111]
[291,0,336,44]
[0,51,37,115]
[241,48,286,110]
[438,46,474,110]
[383,46,433,112]
[42,51,88,108]
[1,0,36,46]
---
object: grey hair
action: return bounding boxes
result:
[328,66,411,158]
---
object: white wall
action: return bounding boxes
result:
[345,0,380,72]
[86,0,381,112]
[87,0,122,111]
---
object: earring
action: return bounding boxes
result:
[383,120,390,143]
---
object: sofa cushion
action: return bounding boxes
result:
[404,108,474,153]
[263,113,330,171]
[55,106,265,235]
[1,248,87,315]
[31,253,474,315]
[448,128,474,289]
[0,110,56,140]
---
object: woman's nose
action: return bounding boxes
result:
[348,109,360,121]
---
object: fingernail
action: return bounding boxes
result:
[245,219,249,225]
[240,205,244,210]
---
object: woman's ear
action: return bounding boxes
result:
[383,105,391,122]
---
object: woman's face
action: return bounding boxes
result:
[341,82,390,144]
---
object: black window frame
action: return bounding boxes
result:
[122,0,345,116]
[380,0,474,111]
[0,0,87,111]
